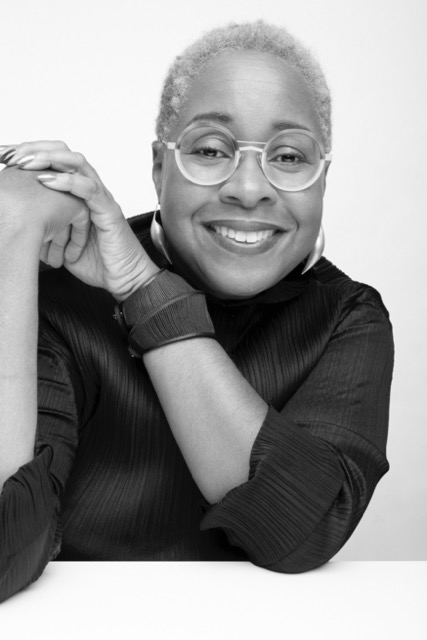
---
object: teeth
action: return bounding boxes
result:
[212,226,275,244]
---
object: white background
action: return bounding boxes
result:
[2,0,426,560]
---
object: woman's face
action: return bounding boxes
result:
[152,51,327,299]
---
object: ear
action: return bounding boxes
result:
[152,141,165,201]
[321,160,331,195]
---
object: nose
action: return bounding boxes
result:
[218,152,278,208]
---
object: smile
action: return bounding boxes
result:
[210,225,276,244]
[203,221,283,256]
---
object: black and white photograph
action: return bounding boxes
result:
[1,0,426,637]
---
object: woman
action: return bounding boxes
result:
[0,21,393,602]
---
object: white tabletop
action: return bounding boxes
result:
[1,561,426,639]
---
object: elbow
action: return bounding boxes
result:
[202,478,362,573]
[260,518,349,574]
[252,480,367,573]
[0,522,57,603]
[201,443,387,572]
[247,513,353,575]
[0,451,62,603]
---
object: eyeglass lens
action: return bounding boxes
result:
[175,124,324,190]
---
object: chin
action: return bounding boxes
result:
[170,248,298,300]
[199,272,279,300]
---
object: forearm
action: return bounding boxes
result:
[0,229,42,490]
[143,338,268,503]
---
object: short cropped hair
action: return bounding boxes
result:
[156,20,332,151]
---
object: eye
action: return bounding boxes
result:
[182,136,234,164]
[195,144,229,159]
[193,136,232,158]
[270,147,305,165]
[281,152,301,163]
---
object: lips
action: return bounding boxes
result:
[202,219,284,255]
[205,218,283,246]
[211,225,276,244]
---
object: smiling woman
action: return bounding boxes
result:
[0,20,393,602]
[153,50,327,298]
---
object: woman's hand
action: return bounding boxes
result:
[2,141,159,300]
[0,152,90,261]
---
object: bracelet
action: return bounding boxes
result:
[113,270,215,356]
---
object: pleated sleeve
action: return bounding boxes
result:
[201,287,393,572]
[0,320,83,602]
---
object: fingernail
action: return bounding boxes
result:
[37,173,56,181]
[0,148,16,164]
[17,154,35,167]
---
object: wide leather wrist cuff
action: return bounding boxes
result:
[114,270,215,356]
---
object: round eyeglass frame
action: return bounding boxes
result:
[163,121,332,192]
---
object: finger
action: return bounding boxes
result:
[0,145,16,152]
[37,172,122,219]
[18,150,102,184]
[64,214,92,264]
[0,145,18,158]
[40,200,90,264]
[0,148,17,165]
[15,149,89,174]
[46,226,72,268]
[5,140,70,165]
[40,242,50,265]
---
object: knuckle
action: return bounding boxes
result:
[66,173,76,188]
[52,140,69,150]
[112,202,123,217]
[16,141,31,154]
[73,151,86,166]
[89,178,102,196]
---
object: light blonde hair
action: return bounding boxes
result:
[156,20,332,151]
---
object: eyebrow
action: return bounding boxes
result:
[271,120,311,133]
[185,112,311,133]
[186,112,232,126]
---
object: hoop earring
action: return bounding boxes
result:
[150,204,172,264]
[301,226,325,274]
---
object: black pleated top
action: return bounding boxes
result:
[0,213,394,602]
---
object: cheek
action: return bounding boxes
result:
[284,189,324,243]
[159,179,201,261]
[159,166,211,240]
[292,182,324,216]
[160,161,198,217]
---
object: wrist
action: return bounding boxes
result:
[113,260,162,302]
[0,224,44,265]
[114,269,215,356]
[0,167,79,245]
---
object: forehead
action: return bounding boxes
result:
[174,51,322,140]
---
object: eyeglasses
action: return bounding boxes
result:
[163,121,332,192]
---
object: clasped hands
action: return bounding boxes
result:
[0,141,159,301]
